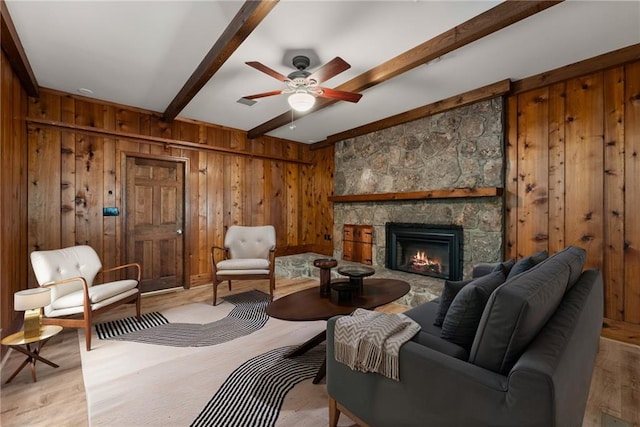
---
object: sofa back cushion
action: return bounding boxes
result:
[506,250,548,281]
[468,246,587,375]
[439,269,506,351]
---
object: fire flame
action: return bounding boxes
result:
[411,251,442,273]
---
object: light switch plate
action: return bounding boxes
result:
[103,207,120,216]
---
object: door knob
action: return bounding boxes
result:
[176,228,183,235]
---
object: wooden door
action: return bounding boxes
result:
[125,156,185,293]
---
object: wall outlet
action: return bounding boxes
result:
[602,413,632,427]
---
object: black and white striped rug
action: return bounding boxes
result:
[192,344,326,427]
[95,290,270,347]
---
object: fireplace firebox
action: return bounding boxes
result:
[385,222,463,281]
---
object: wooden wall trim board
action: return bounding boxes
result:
[511,43,640,95]
[328,187,503,203]
[26,117,312,165]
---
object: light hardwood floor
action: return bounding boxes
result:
[1,278,639,427]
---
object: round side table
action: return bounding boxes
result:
[336,265,376,294]
[313,258,338,297]
[1,325,62,384]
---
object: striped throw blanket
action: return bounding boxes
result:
[334,308,420,381]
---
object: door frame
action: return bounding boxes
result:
[121,151,191,290]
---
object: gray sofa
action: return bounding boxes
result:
[326,246,603,427]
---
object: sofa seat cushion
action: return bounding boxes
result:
[440,270,507,350]
[404,301,468,360]
[469,246,587,375]
[217,258,270,270]
[51,279,138,310]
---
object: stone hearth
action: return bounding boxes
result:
[275,253,441,306]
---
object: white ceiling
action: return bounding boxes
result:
[6,0,640,144]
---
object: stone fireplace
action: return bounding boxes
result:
[332,97,505,302]
[386,222,463,281]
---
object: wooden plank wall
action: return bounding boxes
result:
[25,89,334,289]
[505,59,640,330]
[0,49,29,348]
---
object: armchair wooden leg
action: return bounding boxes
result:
[213,281,218,306]
[329,396,340,427]
[84,315,92,351]
[135,293,141,320]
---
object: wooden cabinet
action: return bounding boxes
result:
[343,224,373,265]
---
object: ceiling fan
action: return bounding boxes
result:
[241,55,362,112]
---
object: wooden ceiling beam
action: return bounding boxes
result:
[1,0,39,96]
[162,0,278,122]
[247,0,563,139]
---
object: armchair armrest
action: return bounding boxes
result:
[42,276,92,314]
[210,245,230,275]
[101,262,141,282]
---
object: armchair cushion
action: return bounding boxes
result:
[216,258,270,270]
[224,225,276,260]
[51,279,138,310]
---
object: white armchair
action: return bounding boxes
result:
[210,225,276,305]
[30,245,141,351]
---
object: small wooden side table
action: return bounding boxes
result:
[1,325,63,384]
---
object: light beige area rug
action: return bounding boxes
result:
[79,292,355,426]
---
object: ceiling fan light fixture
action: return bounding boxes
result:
[288,91,315,112]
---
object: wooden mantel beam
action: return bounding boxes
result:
[247,0,563,139]
[0,0,39,96]
[163,0,278,122]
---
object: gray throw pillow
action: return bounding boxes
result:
[491,258,515,276]
[506,250,548,280]
[433,278,473,326]
[440,270,506,350]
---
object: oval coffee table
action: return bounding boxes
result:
[266,278,410,383]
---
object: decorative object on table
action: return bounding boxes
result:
[30,245,142,351]
[336,265,375,293]
[1,324,62,383]
[14,287,51,339]
[313,258,337,297]
[210,225,276,305]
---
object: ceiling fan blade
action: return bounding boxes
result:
[242,90,284,100]
[245,61,289,82]
[317,87,362,103]
[308,57,351,83]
